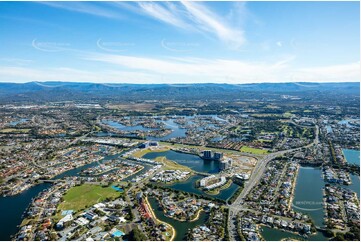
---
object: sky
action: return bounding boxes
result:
[0,1,359,84]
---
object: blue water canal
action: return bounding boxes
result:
[343,149,360,165]
[0,147,359,240]
[143,150,221,174]
[0,151,126,240]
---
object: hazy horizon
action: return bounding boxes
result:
[1,80,360,85]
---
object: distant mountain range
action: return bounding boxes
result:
[0,82,359,103]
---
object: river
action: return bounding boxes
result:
[261,166,328,241]
[103,115,226,141]
[343,149,360,166]
[0,183,52,240]
[143,150,240,201]
[148,197,209,241]
[0,151,128,240]
[160,174,240,201]
[143,150,220,173]
[261,165,360,241]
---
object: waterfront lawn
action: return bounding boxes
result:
[0,128,31,133]
[132,147,170,158]
[155,156,193,172]
[240,146,268,155]
[161,142,246,155]
[56,184,120,216]
[283,112,293,118]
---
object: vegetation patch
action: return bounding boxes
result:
[0,128,31,133]
[240,146,268,155]
[56,184,121,215]
[154,156,193,172]
[132,147,169,158]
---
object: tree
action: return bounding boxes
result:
[126,228,147,241]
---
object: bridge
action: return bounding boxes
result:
[315,226,328,232]
[38,179,64,184]
[193,171,211,177]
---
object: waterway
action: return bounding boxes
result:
[261,166,329,241]
[292,166,325,227]
[343,149,360,165]
[102,118,187,141]
[103,115,225,141]
[2,145,358,241]
[148,197,209,241]
[53,152,124,179]
[0,150,133,240]
[0,183,52,240]
[9,118,28,126]
[149,119,186,141]
[143,150,220,173]
[160,174,240,201]
[348,175,360,198]
[143,150,240,201]
[261,226,304,241]
[338,119,359,128]
[262,165,360,241]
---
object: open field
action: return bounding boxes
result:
[132,147,170,158]
[283,112,293,118]
[55,184,121,216]
[257,139,273,143]
[154,156,193,172]
[105,103,156,111]
[240,146,269,155]
[160,142,257,156]
[0,128,31,133]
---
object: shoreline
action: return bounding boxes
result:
[288,164,300,211]
[189,208,203,222]
[204,179,233,195]
[154,174,193,186]
[1,158,103,197]
[145,197,176,241]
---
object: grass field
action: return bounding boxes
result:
[257,139,273,143]
[56,184,120,215]
[0,128,30,133]
[132,147,170,158]
[160,141,244,156]
[283,112,293,118]
[154,156,193,172]
[240,146,268,155]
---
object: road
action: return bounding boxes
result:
[227,125,319,240]
[233,124,319,205]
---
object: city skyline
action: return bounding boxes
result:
[0,1,359,84]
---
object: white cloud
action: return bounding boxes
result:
[181,1,245,49]
[39,1,247,49]
[0,66,158,83]
[0,58,358,84]
[135,1,246,49]
[137,2,191,30]
[39,2,124,20]
[0,58,33,66]
[81,53,360,83]
[289,62,360,82]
